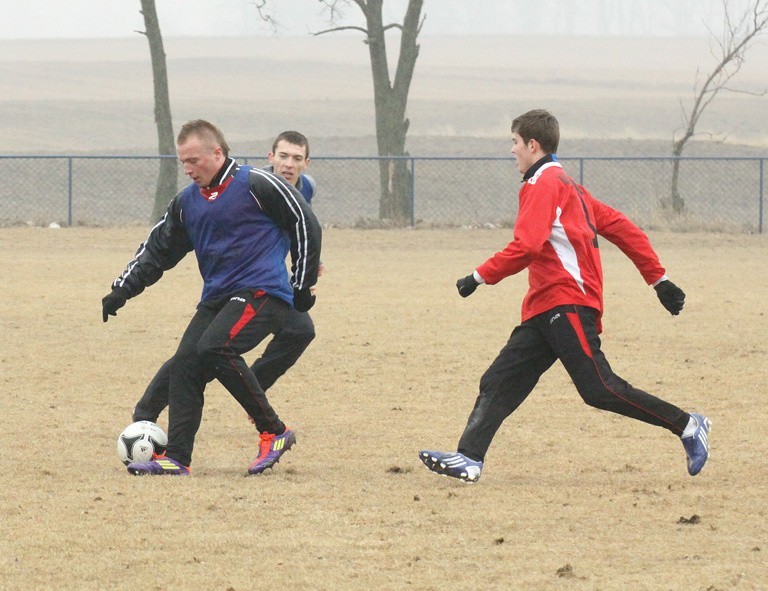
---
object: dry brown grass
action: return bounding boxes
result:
[1,227,767,590]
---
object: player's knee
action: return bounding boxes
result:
[282,325,315,350]
[286,313,315,342]
[479,370,501,394]
[195,341,225,370]
[170,349,200,373]
[578,389,614,411]
[297,326,315,347]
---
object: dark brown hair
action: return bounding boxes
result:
[272,130,310,159]
[511,109,559,154]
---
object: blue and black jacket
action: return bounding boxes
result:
[111,158,321,307]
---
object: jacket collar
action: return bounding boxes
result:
[522,153,557,182]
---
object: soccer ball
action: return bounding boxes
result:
[116,421,168,465]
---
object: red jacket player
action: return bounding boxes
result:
[419,109,711,483]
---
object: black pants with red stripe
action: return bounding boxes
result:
[165,290,289,466]
[132,308,315,423]
[457,304,690,463]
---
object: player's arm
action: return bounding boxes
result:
[591,193,685,314]
[300,172,317,206]
[248,169,322,310]
[474,186,554,281]
[591,195,665,284]
[300,172,324,276]
[457,184,555,297]
[102,195,193,321]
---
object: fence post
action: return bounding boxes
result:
[409,156,415,227]
[68,157,73,227]
[760,158,764,234]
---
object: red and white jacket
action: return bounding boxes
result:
[476,158,665,330]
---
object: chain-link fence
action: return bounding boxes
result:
[1,155,764,232]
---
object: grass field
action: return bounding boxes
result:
[1,226,766,590]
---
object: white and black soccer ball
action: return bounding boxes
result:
[116,421,168,465]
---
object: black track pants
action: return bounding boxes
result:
[132,307,315,422]
[249,308,315,390]
[457,305,690,462]
[164,290,289,466]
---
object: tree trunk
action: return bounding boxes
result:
[361,0,422,225]
[667,138,686,214]
[140,0,177,221]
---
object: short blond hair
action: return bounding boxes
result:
[177,120,230,157]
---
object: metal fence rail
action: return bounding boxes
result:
[1,155,765,232]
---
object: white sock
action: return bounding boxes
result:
[681,415,698,439]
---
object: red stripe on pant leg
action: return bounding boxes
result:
[566,311,593,359]
[224,297,273,428]
[567,309,679,431]
[230,304,256,340]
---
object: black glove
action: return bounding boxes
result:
[293,287,315,312]
[456,274,479,298]
[102,287,129,322]
[654,280,685,315]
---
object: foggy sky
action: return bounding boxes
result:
[0,0,752,40]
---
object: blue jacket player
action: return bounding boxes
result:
[102,121,322,476]
[130,131,322,445]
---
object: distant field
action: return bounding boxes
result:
[1,34,767,156]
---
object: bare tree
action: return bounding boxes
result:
[316,0,425,225]
[251,0,278,30]
[668,0,768,214]
[138,0,177,221]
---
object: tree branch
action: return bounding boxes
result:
[318,0,356,25]
[249,0,281,33]
[313,24,369,36]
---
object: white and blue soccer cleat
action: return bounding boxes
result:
[681,413,712,476]
[419,450,483,483]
